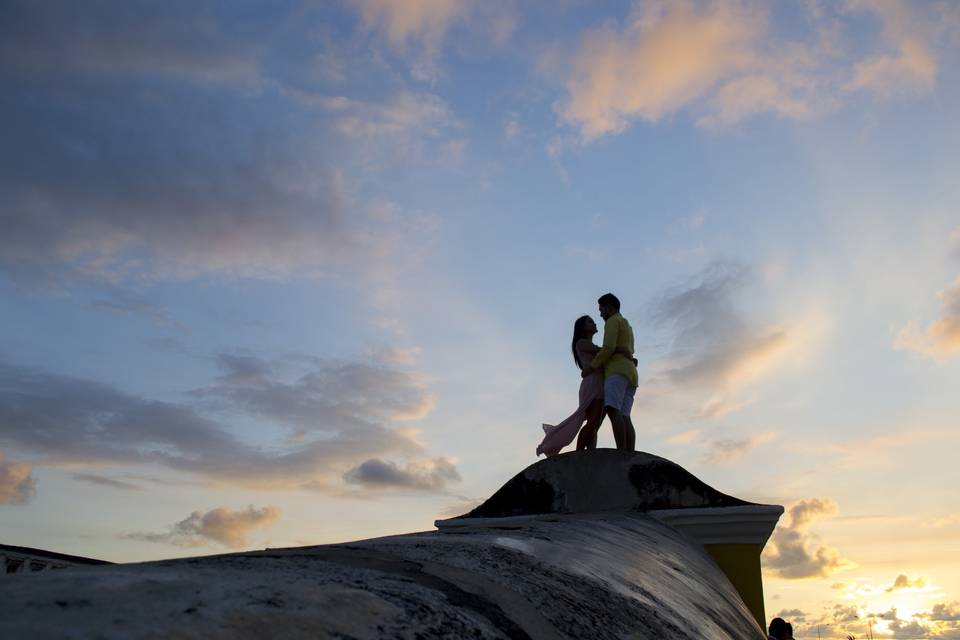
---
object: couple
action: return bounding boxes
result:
[537,293,638,457]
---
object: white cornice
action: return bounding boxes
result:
[648,505,784,547]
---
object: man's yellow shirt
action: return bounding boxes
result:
[590,312,639,386]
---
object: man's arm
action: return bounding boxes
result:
[590,317,620,370]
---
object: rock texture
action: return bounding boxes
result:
[0,513,764,640]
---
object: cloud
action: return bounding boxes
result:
[698,395,753,420]
[0,450,36,504]
[668,425,775,464]
[649,261,805,417]
[763,497,855,579]
[776,608,807,622]
[828,574,940,604]
[878,606,900,621]
[788,497,836,528]
[928,513,960,528]
[443,138,468,163]
[846,0,938,96]
[347,0,468,50]
[888,618,930,638]
[924,602,960,622]
[698,66,819,128]
[794,428,960,470]
[0,354,446,490]
[344,0,516,79]
[654,262,782,385]
[287,90,461,170]
[212,353,274,387]
[0,87,351,283]
[197,352,436,427]
[436,497,483,519]
[0,1,262,84]
[875,603,960,639]
[561,0,765,138]
[0,4,428,286]
[887,573,926,592]
[558,1,958,139]
[91,291,187,333]
[145,336,191,354]
[667,429,700,444]
[895,276,960,360]
[831,604,863,624]
[316,91,456,140]
[375,347,422,366]
[72,473,143,492]
[504,116,521,140]
[343,457,461,492]
[0,1,450,291]
[126,505,280,549]
[703,431,775,464]
[0,79,357,283]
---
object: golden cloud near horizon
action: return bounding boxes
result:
[125,505,282,549]
[0,450,36,505]
[763,497,856,579]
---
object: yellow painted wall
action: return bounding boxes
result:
[704,543,765,631]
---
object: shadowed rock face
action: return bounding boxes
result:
[462,450,749,519]
[0,513,765,640]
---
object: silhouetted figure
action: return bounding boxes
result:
[581,293,638,450]
[768,617,788,640]
[537,316,637,456]
[785,621,794,639]
[537,316,604,456]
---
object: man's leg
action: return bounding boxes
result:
[622,385,637,451]
[603,375,628,449]
[607,407,626,450]
[624,416,635,451]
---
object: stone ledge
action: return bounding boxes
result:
[648,504,785,546]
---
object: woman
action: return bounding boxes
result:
[536,315,616,457]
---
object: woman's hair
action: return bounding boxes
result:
[571,315,592,369]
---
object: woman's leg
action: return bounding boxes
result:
[577,399,604,450]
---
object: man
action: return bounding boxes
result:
[582,293,637,450]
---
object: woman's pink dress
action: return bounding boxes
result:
[536,342,604,457]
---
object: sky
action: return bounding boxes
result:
[1,0,959,636]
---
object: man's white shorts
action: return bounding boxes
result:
[603,374,636,415]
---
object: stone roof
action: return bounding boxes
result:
[0,544,111,566]
[0,512,765,639]
[452,450,753,521]
[0,451,775,639]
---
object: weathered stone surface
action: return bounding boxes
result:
[1,512,764,639]
[460,450,749,519]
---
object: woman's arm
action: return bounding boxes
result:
[577,338,600,356]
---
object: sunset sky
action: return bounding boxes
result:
[2,1,960,637]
